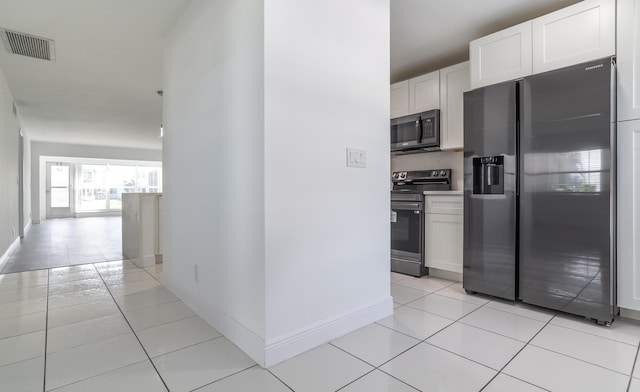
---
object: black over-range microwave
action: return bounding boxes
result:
[391,109,440,153]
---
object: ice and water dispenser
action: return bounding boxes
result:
[473,156,504,194]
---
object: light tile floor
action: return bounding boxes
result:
[1,217,123,274]
[1,265,640,391]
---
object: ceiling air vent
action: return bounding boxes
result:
[0,28,55,61]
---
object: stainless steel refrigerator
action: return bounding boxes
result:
[463,57,617,325]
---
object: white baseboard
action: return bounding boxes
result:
[263,296,393,368]
[164,277,393,368]
[74,211,122,218]
[428,268,462,282]
[23,221,32,236]
[620,307,640,321]
[0,237,20,271]
[163,279,267,366]
[132,255,156,268]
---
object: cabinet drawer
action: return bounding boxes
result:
[425,195,463,214]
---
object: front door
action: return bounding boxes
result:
[46,162,73,218]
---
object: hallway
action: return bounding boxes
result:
[1,217,123,274]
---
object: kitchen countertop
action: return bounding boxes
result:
[423,190,463,195]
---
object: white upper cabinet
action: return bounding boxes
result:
[439,62,470,151]
[409,70,440,113]
[532,0,615,74]
[470,21,532,89]
[391,71,440,119]
[618,0,640,121]
[470,0,615,89]
[391,80,409,119]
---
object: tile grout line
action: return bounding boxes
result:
[372,289,486,344]
[42,268,50,392]
[365,287,539,391]
[477,312,557,392]
[148,336,224,362]
[328,344,421,392]
[331,289,496,391]
[416,296,545,374]
[93,262,172,392]
[626,345,640,392]
[183,364,258,392]
[546,318,640,347]
[265,367,296,392]
[525,341,637,377]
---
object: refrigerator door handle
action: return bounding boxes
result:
[486,164,495,186]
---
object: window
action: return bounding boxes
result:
[76,164,162,212]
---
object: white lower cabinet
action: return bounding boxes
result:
[424,195,463,274]
[618,119,640,312]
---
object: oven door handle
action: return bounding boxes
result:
[391,202,422,211]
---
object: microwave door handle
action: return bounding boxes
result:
[416,116,423,142]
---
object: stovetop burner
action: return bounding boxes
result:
[391,169,452,197]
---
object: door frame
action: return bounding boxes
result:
[18,129,24,237]
[46,162,74,219]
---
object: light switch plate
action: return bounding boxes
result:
[346,148,366,168]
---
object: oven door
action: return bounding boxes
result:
[391,201,424,261]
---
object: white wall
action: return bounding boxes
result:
[263,0,392,359]
[163,0,391,367]
[0,68,22,261]
[392,151,464,191]
[30,141,162,222]
[162,0,267,357]
[22,130,32,233]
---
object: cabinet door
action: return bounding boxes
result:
[391,80,409,119]
[409,70,439,114]
[532,0,615,74]
[439,62,470,151]
[618,119,640,311]
[470,21,532,89]
[618,0,640,122]
[425,213,463,274]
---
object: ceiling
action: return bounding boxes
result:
[391,0,582,82]
[0,0,189,150]
[0,0,582,150]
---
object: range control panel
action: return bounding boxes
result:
[392,169,451,184]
